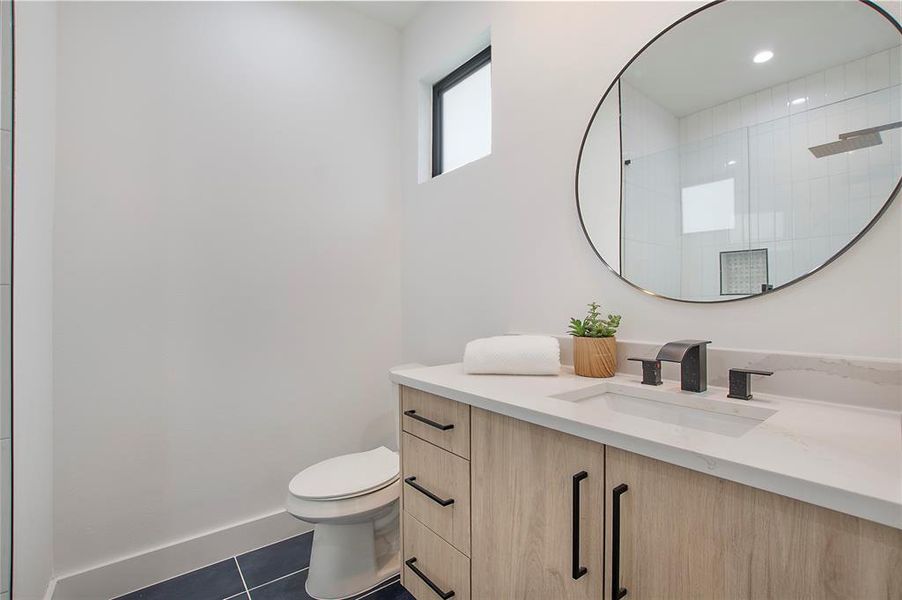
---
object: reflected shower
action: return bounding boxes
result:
[809,121,902,157]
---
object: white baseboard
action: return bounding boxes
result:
[52,509,311,600]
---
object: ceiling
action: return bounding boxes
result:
[345,1,424,29]
[622,1,901,117]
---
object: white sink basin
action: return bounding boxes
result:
[551,383,777,438]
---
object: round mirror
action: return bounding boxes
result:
[576,0,901,302]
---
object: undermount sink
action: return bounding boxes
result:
[551,383,777,438]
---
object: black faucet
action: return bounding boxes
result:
[727,368,773,400]
[655,340,712,392]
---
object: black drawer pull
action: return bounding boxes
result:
[404,409,454,431]
[404,476,455,507]
[405,557,455,599]
[612,483,629,599]
[572,471,588,580]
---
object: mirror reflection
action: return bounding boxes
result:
[577,0,901,302]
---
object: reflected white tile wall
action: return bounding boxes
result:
[621,46,899,301]
[678,46,901,297]
[621,81,682,297]
[678,127,749,300]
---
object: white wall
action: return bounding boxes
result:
[13,2,57,598]
[400,1,901,365]
[52,2,401,576]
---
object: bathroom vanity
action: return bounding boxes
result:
[389,1,902,595]
[392,364,902,600]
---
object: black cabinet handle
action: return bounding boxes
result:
[405,557,455,599]
[404,476,455,507]
[571,471,588,580]
[404,409,454,431]
[612,483,629,599]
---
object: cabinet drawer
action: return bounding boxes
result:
[402,432,470,555]
[403,511,470,600]
[401,386,470,459]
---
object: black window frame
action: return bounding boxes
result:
[432,46,492,177]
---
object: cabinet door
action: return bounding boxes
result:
[472,407,605,600]
[605,446,902,600]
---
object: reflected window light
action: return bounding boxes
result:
[681,178,736,234]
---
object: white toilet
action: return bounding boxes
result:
[286,446,401,600]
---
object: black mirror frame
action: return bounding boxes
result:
[574,0,902,304]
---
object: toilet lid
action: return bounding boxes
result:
[289,446,399,501]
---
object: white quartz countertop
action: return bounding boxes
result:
[390,363,902,529]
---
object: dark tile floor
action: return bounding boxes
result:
[112,531,413,600]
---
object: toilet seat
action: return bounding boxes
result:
[286,479,400,523]
[285,446,402,600]
[289,446,399,501]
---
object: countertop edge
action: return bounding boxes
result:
[390,370,902,530]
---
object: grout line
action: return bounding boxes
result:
[246,566,309,593]
[109,556,239,600]
[234,557,251,598]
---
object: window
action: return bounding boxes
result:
[432,46,492,177]
[681,178,736,234]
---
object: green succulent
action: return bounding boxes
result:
[568,302,621,338]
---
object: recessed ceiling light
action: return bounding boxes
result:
[790,97,807,105]
[753,50,774,64]
[726,160,737,166]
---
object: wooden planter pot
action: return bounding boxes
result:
[573,336,617,378]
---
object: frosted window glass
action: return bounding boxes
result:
[441,63,492,173]
[681,178,736,233]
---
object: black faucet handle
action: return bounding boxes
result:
[727,368,773,400]
[628,357,663,386]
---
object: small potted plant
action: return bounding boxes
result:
[568,302,621,378]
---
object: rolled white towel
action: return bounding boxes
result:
[463,335,560,375]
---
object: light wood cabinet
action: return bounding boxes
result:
[604,446,902,600]
[401,432,470,555]
[471,407,605,600]
[399,386,902,600]
[403,511,470,600]
[400,386,472,599]
[401,386,471,459]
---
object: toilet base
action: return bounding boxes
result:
[304,502,400,600]
[306,570,399,600]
